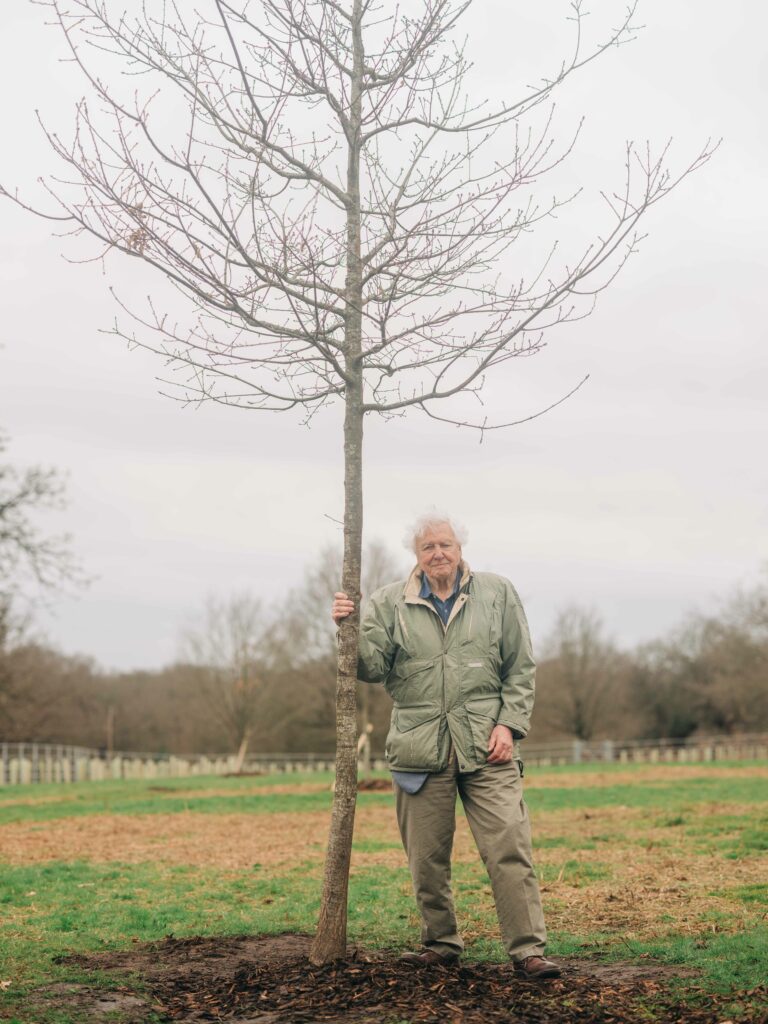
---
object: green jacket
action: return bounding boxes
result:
[358,563,536,773]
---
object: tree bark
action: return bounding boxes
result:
[309,0,365,966]
[233,730,250,774]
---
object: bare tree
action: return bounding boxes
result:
[183,593,277,770]
[537,605,624,741]
[2,0,715,960]
[279,540,404,769]
[281,540,404,660]
[631,572,768,738]
[0,430,86,728]
[0,630,97,744]
[701,574,768,732]
[0,431,82,608]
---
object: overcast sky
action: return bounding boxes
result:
[1,0,766,672]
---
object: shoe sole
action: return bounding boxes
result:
[400,954,460,965]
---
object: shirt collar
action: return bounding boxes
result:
[419,569,461,601]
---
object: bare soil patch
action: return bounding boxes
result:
[357,777,393,791]
[3,799,751,872]
[0,781,331,810]
[3,799,766,941]
[0,810,334,870]
[2,763,764,813]
[523,763,768,789]
[42,933,766,1024]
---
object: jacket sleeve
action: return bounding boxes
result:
[496,581,536,737]
[356,590,397,684]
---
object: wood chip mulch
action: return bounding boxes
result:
[148,945,768,1024]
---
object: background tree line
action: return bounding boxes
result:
[2,416,765,754]
[2,545,767,755]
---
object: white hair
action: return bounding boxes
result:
[404,509,468,553]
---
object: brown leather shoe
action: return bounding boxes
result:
[400,949,460,966]
[514,955,562,979]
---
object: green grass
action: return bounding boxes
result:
[1,760,767,1023]
[537,859,613,885]
[0,772,342,824]
[618,929,768,995]
[0,859,320,957]
[525,775,768,813]
[681,810,768,858]
[722,883,768,904]
[0,859,325,1022]
[0,858,618,991]
[3,769,767,825]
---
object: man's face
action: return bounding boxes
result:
[416,524,462,585]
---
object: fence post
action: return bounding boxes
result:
[0,734,766,784]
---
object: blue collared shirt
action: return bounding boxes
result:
[419,569,461,625]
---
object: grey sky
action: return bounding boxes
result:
[1,0,766,671]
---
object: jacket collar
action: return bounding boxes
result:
[404,560,472,604]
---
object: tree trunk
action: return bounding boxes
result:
[309,0,365,966]
[233,730,250,774]
[105,706,115,759]
[309,398,362,964]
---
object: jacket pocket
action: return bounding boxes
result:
[465,695,502,762]
[459,653,502,691]
[385,705,442,770]
[386,656,437,704]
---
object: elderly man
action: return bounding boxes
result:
[331,513,560,979]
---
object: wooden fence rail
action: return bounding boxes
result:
[1,734,767,785]
[522,734,768,767]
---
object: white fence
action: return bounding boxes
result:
[1,734,767,786]
[4,729,768,782]
[0,744,341,785]
[522,733,768,767]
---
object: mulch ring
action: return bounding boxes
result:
[52,933,767,1024]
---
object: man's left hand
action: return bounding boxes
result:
[486,724,514,764]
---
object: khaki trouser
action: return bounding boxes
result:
[394,753,547,961]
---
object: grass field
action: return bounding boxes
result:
[1,760,767,1022]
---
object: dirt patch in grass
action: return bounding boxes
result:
[0,809,335,870]
[2,763,764,812]
[28,933,763,1024]
[2,800,767,941]
[357,777,393,791]
[0,803,410,872]
[523,763,768,788]
[0,781,333,810]
[145,782,334,799]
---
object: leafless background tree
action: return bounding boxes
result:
[535,606,627,741]
[278,540,405,769]
[628,572,768,740]
[0,427,86,735]
[4,571,768,749]
[1,0,715,959]
[183,593,279,769]
[280,541,404,662]
[0,431,82,609]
